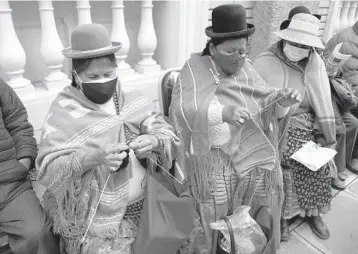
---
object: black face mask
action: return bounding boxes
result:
[76,73,118,104]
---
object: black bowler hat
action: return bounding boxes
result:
[280,6,321,30]
[205,4,255,39]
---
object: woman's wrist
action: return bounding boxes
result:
[150,135,160,152]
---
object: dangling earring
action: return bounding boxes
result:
[73,71,83,92]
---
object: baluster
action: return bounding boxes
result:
[348,1,358,25]
[0,1,35,98]
[324,0,343,41]
[333,1,343,34]
[339,1,350,30]
[111,0,134,75]
[38,0,70,91]
[76,0,92,25]
[135,0,160,74]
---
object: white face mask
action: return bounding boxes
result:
[283,43,310,62]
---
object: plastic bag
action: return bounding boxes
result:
[210,206,267,254]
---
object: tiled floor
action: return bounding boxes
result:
[279,172,358,254]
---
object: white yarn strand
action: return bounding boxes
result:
[79,91,292,243]
[81,169,111,244]
[147,157,183,185]
[80,157,183,244]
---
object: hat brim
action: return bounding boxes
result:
[275,29,324,49]
[205,23,255,39]
[62,42,122,59]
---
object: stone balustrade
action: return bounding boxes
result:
[0,0,162,142]
[0,0,210,143]
[0,0,161,99]
[324,0,358,42]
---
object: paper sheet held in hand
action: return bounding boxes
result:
[290,141,337,171]
[325,43,352,77]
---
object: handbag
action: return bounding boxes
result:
[330,77,357,112]
[215,206,273,254]
[132,172,196,254]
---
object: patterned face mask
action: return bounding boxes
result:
[212,49,246,76]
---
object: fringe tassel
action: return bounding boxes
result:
[258,97,289,206]
[42,165,96,253]
[189,151,233,201]
[188,96,289,204]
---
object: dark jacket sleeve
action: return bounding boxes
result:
[0,79,37,160]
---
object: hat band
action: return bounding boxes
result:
[65,44,114,54]
[286,27,317,37]
[294,16,319,25]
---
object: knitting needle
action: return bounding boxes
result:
[251,95,287,116]
[129,139,183,185]
[80,151,183,244]
[147,157,183,185]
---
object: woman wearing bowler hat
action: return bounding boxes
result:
[36,23,180,253]
[169,4,301,254]
[254,13,335,242]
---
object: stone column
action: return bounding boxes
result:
[347,1,357,26]
[0,0,35,98]
[76,0,92,25]
[135,0,161,74]
[111,0,134,76]
[324,1,342,42]
[339,1,350,31]
[250,1,320,60]
[38,0,71,91]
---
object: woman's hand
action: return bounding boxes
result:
[129,135,159,159]
[277,88,302,107]
[222,105,251,127]
[84,143,129,172]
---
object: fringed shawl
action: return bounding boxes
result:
[254,41,337,148]
[169,54,291,201]
[36,85,156,253]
